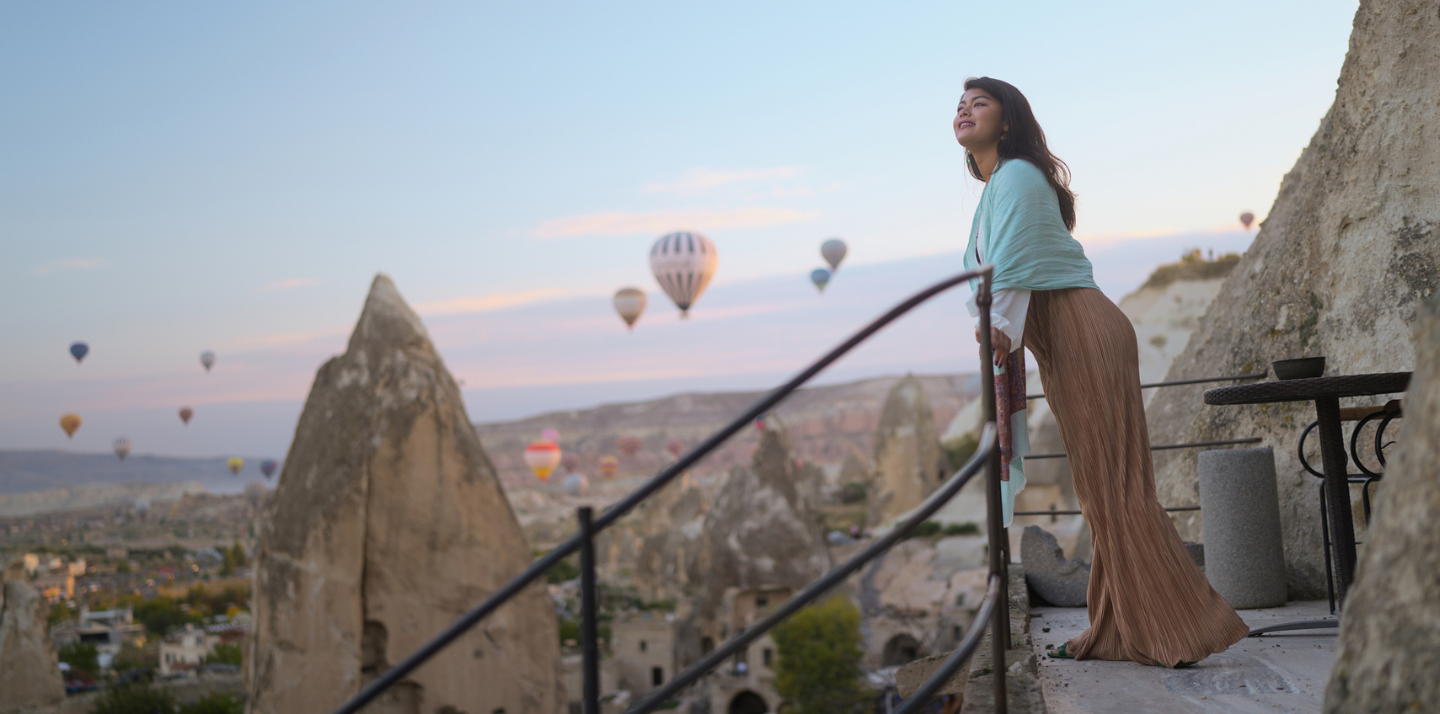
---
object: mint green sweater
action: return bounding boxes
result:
[962,158,1097,294]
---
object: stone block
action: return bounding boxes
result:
[1198,447,1287,609]
[1020,526,1089,607]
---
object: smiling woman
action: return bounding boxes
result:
[955,77,1249,669]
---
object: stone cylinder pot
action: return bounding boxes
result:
[1198,447,1288,609]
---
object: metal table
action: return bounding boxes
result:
[1204,372,1410,635]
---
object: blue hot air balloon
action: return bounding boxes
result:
[70,342,89,364]
[260,459,279,478]
[810,268,832,293]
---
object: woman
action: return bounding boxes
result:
[956,77,1249,668]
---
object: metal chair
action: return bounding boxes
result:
[1298,400,1403,613]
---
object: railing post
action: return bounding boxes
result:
[578,507,601,714]
[976,269,1008,712]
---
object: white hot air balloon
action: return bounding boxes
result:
[820,238,847,271]
[650,231,718,317]
[613,287,647,330]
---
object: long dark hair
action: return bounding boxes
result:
[963,77,1077,231]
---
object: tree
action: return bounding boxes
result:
[228,542,247,569]
[205,643,242,666]
[771,596,868,714]
[88,683,175,714]
[59,641,100,677]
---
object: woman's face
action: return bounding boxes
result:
[954,88,1005,150]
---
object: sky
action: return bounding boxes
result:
[1,1,1359,463]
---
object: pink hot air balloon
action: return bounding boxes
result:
[540,428,559,442]
[598,456,619,479]
[1240,212,1255,230]
[524,440,562,481]
[665,438,685,459]
[179,407,194,425]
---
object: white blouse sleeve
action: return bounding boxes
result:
[967,289,1031,349]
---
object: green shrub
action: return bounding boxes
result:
[205,643,242,666]
[179,693,244,714]
[942,522,980,536]
[942,433,980,472]
[838,481,868,505]
[88,683,174,714]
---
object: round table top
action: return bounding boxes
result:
[1204,372,1411,406]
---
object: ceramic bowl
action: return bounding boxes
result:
[1272,357,1325,380]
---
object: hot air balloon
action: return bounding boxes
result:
[60,413,82,438]
[113,438,132,461]
[650,231,718,317]
[200,351,216,372]
[561,453,580,473]
[260,459,279,478]
[810,268,831,293]
[598,456,619,479]
[524,440,562,481]
[665,438,685,459]
[821,238,847,271]
[541,428,560,442]
[613,288,647,330]
[615,435,642,458]
[1240,212,1255,230]
[227,457,244,475]
[179,407,194,425]
[562,473,589,497]
[70,342,89,364]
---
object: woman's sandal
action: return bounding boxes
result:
[1046,643,1075,660]
[1173,660,1198,669]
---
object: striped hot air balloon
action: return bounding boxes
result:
[260,459,279,478]
[200,351,216,372]
[113,438,132,461]
[524,440,562,481]
[598,455,619,479]
[615,435,642,458]
[650,231,718,317]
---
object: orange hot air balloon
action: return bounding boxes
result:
[615,435,642,458]
[598,456,619,479]
[1240,212,1255,230]
[227,457,244,475]
[179,407,194,425]
[60,413,82,438]
[524,440,562,481]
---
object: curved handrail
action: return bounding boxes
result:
[624,424,998,714]
[331,267,995,714]
[894,573,1003,714]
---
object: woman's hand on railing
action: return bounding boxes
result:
[976,326,1011,366]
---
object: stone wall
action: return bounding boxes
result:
[247,275,562,713]
[1146,0,1440,597]
[1324,293,1440,712]
[0,561,65,714]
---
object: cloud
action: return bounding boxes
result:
[643,166,805,195]
[34,258,102,275]
[257,277,320,291]
[534,207,818,239]
[415,288,567,317]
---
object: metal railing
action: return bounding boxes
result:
[331,266,1013,714]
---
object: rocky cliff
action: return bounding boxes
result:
[870,376,949,525]
[247,275,561,714]
[0,561,65,714]
[1325,292,1440,711]
[1146,0,1440,597]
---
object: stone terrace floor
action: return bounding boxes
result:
[1031,601,1336,713]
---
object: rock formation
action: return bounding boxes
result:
[1020,526,1089,608]
[0,560,65,714]
[1146,0,1440,596]
[870,375,949,525]
[248,275,562,714]
[1324,293,1440,712]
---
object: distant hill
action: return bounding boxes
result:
[476,373,976,487]
[0,450,263,496]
